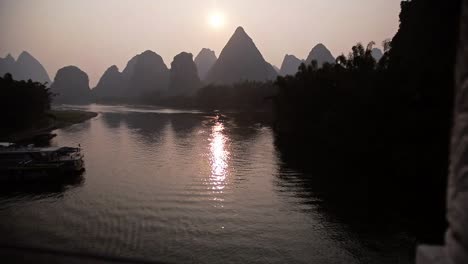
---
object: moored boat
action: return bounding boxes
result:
[0,143,85,182]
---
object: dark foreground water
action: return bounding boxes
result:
[0,105,414,263]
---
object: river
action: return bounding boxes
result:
[0,104,414,263]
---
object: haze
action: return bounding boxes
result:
[0,0,401,86]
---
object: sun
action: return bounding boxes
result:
[208,12,226,29]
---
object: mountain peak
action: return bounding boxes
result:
[280,54,303,76]
[169,52,200,96]
[141,50,156,56]
[18,51,34,61]
[312,43,327,50]
[205,26,277,84]
[175,52,192,59]
[11,51,51,83]
[306,44,335,67]
[198,48,216,57]
[50,65,91,104]
[231,26,251,41]
[5,54,15,62]
[93,65,124,98]
[122,50,169,96]
[108,65,120,72]
[195,48,217,81]
[235,26,246,34]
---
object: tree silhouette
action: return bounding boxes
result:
[273,0,462,243]
[0,73,52,136]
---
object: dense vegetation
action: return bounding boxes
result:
[0,73,52,136]
[274,0,462,243]
[145,81,276,111]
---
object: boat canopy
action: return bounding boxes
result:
[0,147,80,154]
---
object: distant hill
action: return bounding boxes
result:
[93,50,173,101]
[0,54,16,77]
[123,50,170,97]
[272,64,280,74]
[92,65,124,100]
[305,44,335,67]
[205,26,277,85]
[371,48,384,61]
[279,55,303,76]
[194,48,217,81]
[0,52,51,84]
[50,66,91,104]
[169,52,201,96]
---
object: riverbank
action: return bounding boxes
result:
[49,110,98,129]
[0,110,97,143]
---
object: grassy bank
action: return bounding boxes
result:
[48,110,98,129]
[1,110,97,143]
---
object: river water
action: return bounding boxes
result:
[0,104,414,263]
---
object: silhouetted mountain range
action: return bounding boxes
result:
[123,50,169,97]
[194,48,217,81]
[0,54,16,77]
[0,52,51,84]
[50,66,91,104]
[2,30,388,105]
[92,65,124,99]
[205,27,277,84]
[169,52,201,96]
[371,48,384,61]
[272,64,280,74]
[305,44,335,66]
[279,55,304,76]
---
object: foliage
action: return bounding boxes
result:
[0,73,52,136]
[273,0,462,242]
[194,81,276,110]
[148,81,277,111]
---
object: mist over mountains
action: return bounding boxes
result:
[194,48,217,81]
[280,55,304,76]
[0,52,51,84]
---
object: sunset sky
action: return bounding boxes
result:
[0,0,402,86]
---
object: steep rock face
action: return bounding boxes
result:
[92,65,124,99]
[305,44,335,67]
[194,48,217,81]
[0,52,51,84]
[272,64,280,74]
[279,54,303,76]
[122,50,169,97]
[15,52,51,83]
[205,26,277,84]
[371,48,384,61]
[50,66,91,104]
[169,52,201,96]
[0,54,16,77]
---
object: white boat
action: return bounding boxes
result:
[0,143,85,182]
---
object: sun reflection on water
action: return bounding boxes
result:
[209,120,229,191]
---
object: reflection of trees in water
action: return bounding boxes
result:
[100,112,122,129]
[169,114,204,138]
[274,150,415,263]
[205,112,272,141]
[101,112,170,145]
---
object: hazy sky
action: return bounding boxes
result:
[0,0,401,86]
